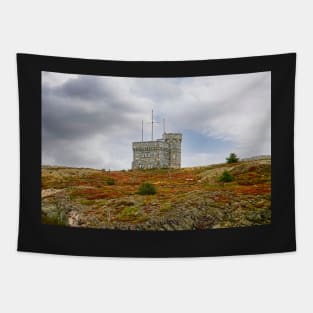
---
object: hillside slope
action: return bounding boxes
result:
[41,158,271,230]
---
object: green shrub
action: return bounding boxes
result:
[41,211,68,226]
[226,153,239,164]
[106,177,115,185]
[219,170,234,183]
[120,206,140,217]
[137,182,157,195]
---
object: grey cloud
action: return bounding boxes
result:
[42,71,271,169]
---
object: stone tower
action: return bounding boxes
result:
[132,132,182,170]
[163,133,182,168]
[131,112,182,170]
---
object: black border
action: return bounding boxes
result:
[17,53,296,257]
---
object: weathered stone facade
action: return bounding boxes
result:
[132,133,182,169]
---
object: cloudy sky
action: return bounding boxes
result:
[42,70,271,170]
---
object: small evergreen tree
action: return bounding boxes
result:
[226,153,239,164]
[219,170,234,183]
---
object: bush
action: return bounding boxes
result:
[226,153,239,164]
[219,170,234,183]
[137,182,157,195]
[106,177,115,185]
[41,212,68,226]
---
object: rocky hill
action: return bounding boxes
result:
[41,158,271,231]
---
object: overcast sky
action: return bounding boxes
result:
[42,71,271,170]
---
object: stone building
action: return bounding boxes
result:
[132,133,182,169]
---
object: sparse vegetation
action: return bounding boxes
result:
[219,170,234,183]
[41,211,68,226]
[41,158,271,230]
[106,177,115,185]
[41,202,68,226]
[137,182,157,195]
[226,153,239,164]
[117,206,141,221]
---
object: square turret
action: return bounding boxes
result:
[162,133,182,168]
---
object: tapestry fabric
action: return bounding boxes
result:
[17,53,296,257]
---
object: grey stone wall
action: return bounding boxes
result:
[132,133,182,169]
[132,141,169,169]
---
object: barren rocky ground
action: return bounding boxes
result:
[41,158,271,230]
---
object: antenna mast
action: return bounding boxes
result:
[147,110,159,141]
[163,118,166,134]
[141,120,143,142]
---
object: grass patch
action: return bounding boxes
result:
[41,210,68,226]
[159,202,172,213]
[117,206,142,221]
